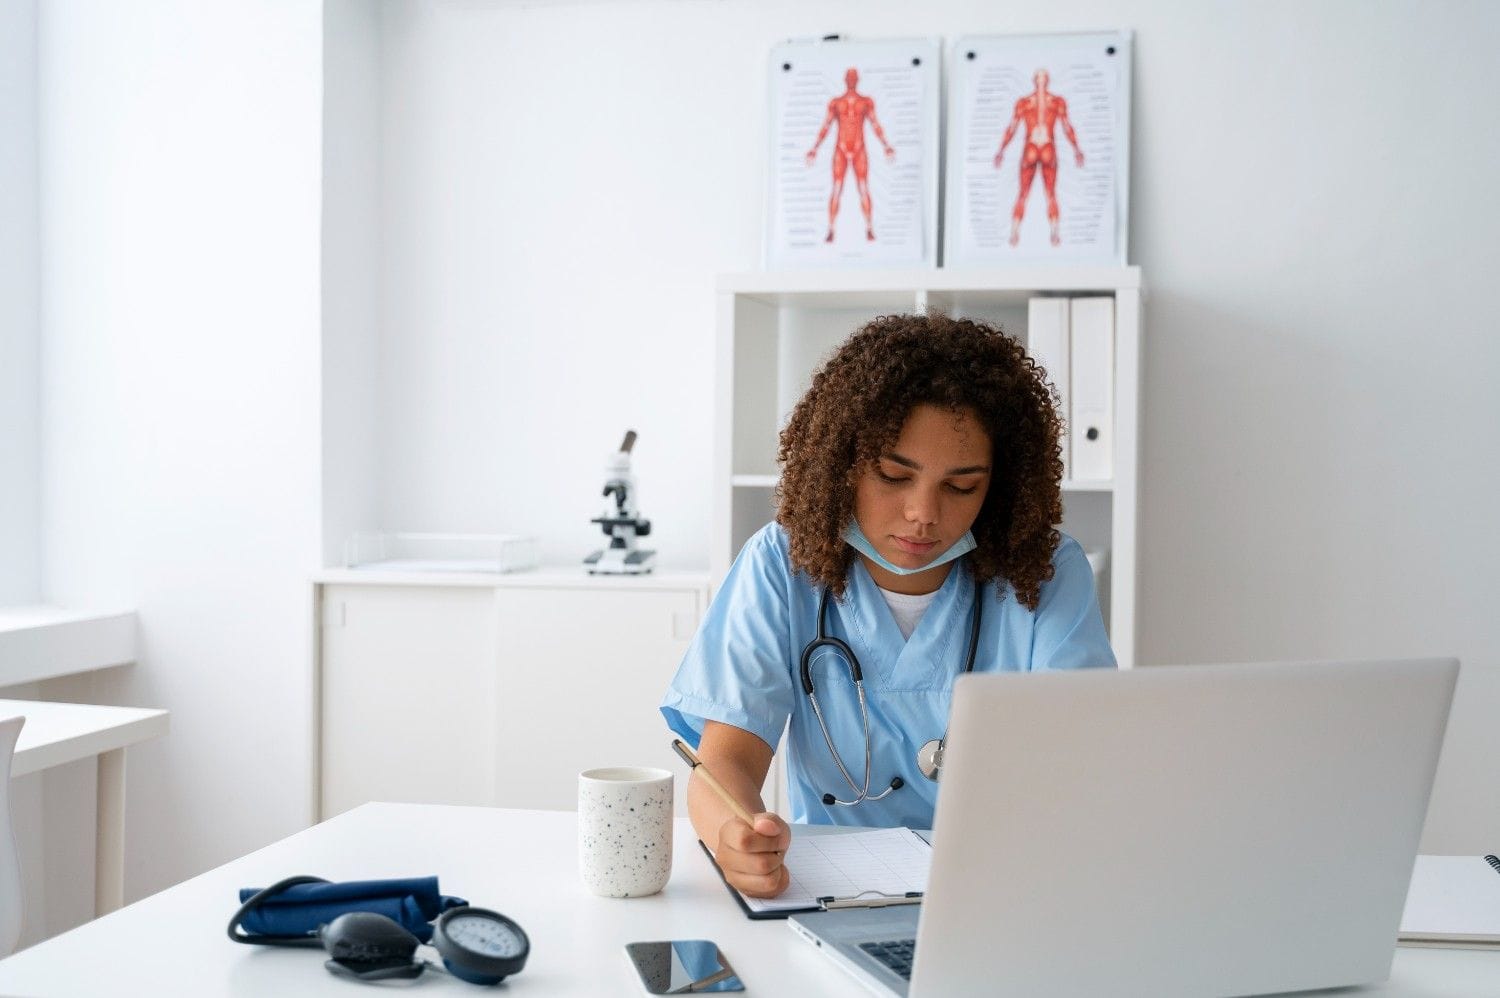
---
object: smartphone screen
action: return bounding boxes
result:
[624,939,745,993]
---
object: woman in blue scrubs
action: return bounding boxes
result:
[661,313,1115,898]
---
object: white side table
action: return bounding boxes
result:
[2,699,168,915]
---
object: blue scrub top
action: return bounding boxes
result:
[660,523,1116,829]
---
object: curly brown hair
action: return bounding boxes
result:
[774,312,1064,610]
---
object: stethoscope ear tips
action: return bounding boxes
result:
[890,777,904,790]
[822,793,837,806]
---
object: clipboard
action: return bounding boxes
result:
[697,826,932,920]
[698,842,924,920]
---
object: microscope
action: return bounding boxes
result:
[583,430,657,574]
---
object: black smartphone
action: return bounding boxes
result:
[624,940,745,994]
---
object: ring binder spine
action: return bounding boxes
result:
[1485,854,1500,875]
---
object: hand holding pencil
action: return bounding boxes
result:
[672,737,792,898]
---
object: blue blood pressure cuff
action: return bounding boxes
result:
[233,876,467,944]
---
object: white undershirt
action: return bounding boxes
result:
[877,585,940,641]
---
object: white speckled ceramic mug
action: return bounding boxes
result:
[578,767,674,898]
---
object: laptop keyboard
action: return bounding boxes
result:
[859,939,916,980]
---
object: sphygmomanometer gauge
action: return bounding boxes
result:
[432,906,531,985]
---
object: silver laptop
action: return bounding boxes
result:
[789,658,1458,997]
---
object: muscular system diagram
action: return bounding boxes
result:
[806,67,895,242]
[994,68,1084,247]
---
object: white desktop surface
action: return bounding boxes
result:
[0,803,1493,997]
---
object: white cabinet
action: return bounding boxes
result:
[713,266,1142,666]
[317,571,708,819]
[320,584,499,818]
[494,586,701,811]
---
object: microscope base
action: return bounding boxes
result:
[583,549,657,575]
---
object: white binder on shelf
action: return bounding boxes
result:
[1069,297,1115,482]
[1026,298,1071,479]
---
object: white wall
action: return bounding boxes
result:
[364,0,1500,850]
[1123,2,1500,854]
[374,0,741,567]
[323,0,383,568]
[0,0,40,604]
[36,0,324,906]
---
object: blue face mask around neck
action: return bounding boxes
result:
[842,520,977,577]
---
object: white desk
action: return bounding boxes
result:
[2,698,169,917]
[0,803,1494,996]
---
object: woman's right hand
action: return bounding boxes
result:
[715,812,792,898]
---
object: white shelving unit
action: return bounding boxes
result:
[713,266,1142,667]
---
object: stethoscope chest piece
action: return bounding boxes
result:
[917,738,945,782]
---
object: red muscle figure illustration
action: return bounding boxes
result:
[994,69,1084,247]
[806,67,895,242]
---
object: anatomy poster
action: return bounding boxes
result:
[945,32,1131,265]
[766,38,940,268]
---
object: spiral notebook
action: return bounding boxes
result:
[1399,854,1500,948]
[702,827,932,920]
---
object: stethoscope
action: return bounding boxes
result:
[799,585,983,806]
